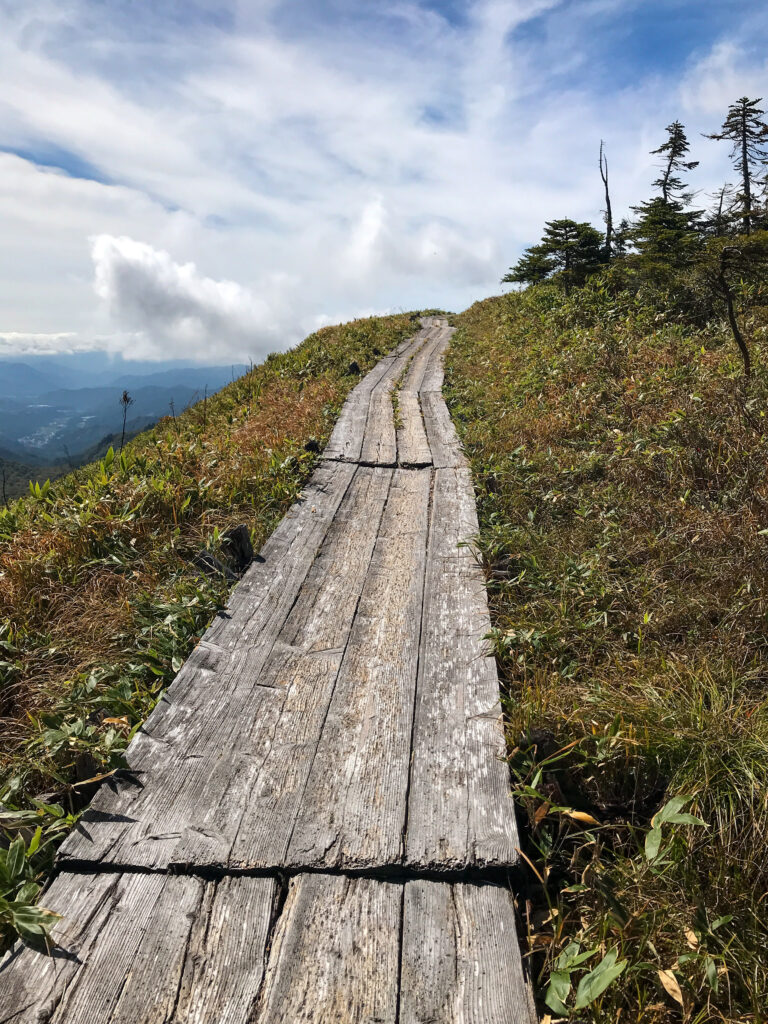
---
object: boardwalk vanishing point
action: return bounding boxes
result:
[0,318,537,1023]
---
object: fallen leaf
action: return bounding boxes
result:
[103,716,130,730]
[658,969,684,1007]
[562,809,601,825]
[685,927,699,949]
[534,801,551,824]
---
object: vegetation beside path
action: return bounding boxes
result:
[446,281,768,1022]
[0,312,416,949]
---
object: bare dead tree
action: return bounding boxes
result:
[718,247,751,377]
[120,390,134,452]
[599,140,614,257]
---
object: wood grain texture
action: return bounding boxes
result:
[420,389,466,469]
[395,391,432,466]
[0,872,277,1024]
[418,320,453,393]
[400,880,537,1024]
[207,468,395,870]
[323,354,396,463]
[358,331,425,465]
[406,467,519,871]
[286,468,430,869]
[254,874,401,1024]
[393,327,438,466]
[61,466,392,871]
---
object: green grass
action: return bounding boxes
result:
[446,282,768,1022]
[0,311,417,949]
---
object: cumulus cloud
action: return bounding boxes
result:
[90,235,291,361]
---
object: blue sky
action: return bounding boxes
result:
[0,0,766,362]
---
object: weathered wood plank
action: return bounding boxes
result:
[406,467,519,871]
[400,880,536,1024]
[359,329,430,465]
[359,385,398,464]
[323,355,396,462]
[418,320,453,393]
[399,321,441,393]
[181,468,394,870]
[0,872,277,1024]
[396,391,432,466]
[254,874,401,1024]
[60,465,391,871]
[287,468,430,870]
[393,326,437,465]
[421,388,467,469]
[188,458,357,658]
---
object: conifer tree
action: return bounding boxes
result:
[703,184,737,237]
[652,120,699,204]
[707,97,768,235]
[503,219,604,293]
[502,247,554,286]
[631,121,702,265]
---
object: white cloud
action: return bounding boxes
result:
[0,1,766,363]
[90,235,290,361]
[680,41,768,118]
[0,332,91,356]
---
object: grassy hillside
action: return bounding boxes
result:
[1,455,65,502]
[446,283,768,1021]
[1,431,149,502]
[0,312,416,947]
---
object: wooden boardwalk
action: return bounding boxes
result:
[0,319,536,1023]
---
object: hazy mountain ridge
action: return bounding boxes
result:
[0,355,248,495]
[0,356,248,466]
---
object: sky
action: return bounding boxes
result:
[0,0,767,365]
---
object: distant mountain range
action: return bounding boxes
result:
[0,353,247,498]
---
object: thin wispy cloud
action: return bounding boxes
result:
[0,0,766,361]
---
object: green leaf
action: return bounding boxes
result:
[556,942,598,971]
[6,835,26,880]
[15,882,40,904]
[544,970,571,1014]
[574,948,627,1009]
[10,902,60,939]
[710,915,733,931]
[651,794,704,828]
[663,812,707,826]
[645,826,663,861]
[27,826,43,858]
[705,957,719,993]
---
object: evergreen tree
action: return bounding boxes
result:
[631,198,701,263]
[504,219,604,293]
[612,218,632,257]
[707,97,768,235]
[651,120,699,204]
[702,183,738,237]
[502,247,555,286]
[631,122,702,265]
